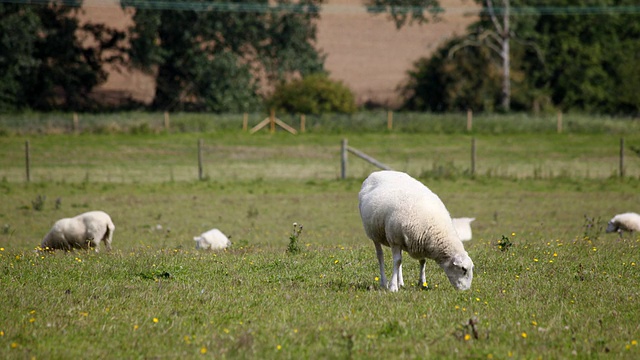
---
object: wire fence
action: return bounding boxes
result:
[1,111,639,135]
[4,133,640,185]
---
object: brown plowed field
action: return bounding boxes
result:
[81,0,477,108]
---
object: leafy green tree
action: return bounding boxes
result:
[366,0,443,28]
[528,0,640,114]
[267,74,357,114]
[0,4,41,111]
[366,0,523,111]
[390,0,640,114]
[0,2,125,111]
[401,37,502,112]
[122,0,326,112]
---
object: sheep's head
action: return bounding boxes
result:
[605,219,622,233]
[194,236,209,250]
[441,253,474,290]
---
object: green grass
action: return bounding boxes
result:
[1,179,640,359]
[2,132,640,183]
[1,127,640,358]
[1,111,640,135]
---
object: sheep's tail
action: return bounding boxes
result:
[101,221,114,251]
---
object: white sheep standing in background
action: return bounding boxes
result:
[358,170,474,292]
[452,217,475,241]
[194,228,231,250]
[41,211,115,252]
[606,212,640,237]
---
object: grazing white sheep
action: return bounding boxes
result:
[606,212,640,236]
[194,228,231,250]
[358,170,474,292]
[41,211,115,252]
[452,217,476,241]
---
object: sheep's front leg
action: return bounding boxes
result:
[374,242,387,289]
[389,246,403,292]
[398,258,404,288]
[419,259,427,287]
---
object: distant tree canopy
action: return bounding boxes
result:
[375,0,640,115]
[528,0,640,114]
[3,0,640,115]
[121,0,326,112]
[1,0,325,113]
[0,2,125,111]
[365,0,443,28]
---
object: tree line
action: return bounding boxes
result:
[1,0,639,115]
[0,0,325,113]
[369,0,640,115]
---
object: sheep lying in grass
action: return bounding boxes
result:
[606,212,640,237]
[358,170,474,292]
[452,217,475,241]
[41,211,114,252]
[194,228,231,250]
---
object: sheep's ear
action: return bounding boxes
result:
[452,254,464,266]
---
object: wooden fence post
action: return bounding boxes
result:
[242,113,248,131]
[620,137,625,178]
[387,111,393,130]
[73,112,79,134]
[471,137,476,177]
[557,111,563,134]
[300,114,306,133]
[467,109,473,132]
[341,138,348,180]
[25,140,31,182]
[198,139,204,181]
[164,111,170,131]
[269,108,276,133]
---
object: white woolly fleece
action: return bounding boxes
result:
[41,211,115,252]
[358,170,474,292]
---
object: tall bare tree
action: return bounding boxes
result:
[366,0,518,111]
[449,0,511,111]
[449,0,545,111]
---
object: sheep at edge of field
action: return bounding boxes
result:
[41,211,115,252]
[194,228,231,250]
[452,217,476,241]
[358,170,474,292]
[605,212,640,237]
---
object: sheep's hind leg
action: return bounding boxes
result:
[374,242,387,289]
[419,259,427,288]
[389,246,402,292]
[103,224,114,252]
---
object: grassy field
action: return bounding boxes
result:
[2,131,640,183]
[1,123,640,358]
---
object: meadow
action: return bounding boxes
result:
[1,113,639,359]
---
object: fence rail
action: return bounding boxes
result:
[6,134,638,184]
[341,139,391,179]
